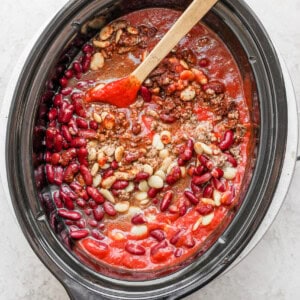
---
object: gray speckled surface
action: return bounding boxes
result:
[0,0,299,299]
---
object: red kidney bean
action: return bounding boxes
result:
[93,206,105,221]
[53,191,63,208]
[45,151,52,163]
[48,108,57,121]
[224,153,238,167]
[76,198,86,208]
[88,219,98,227]
[191,182,202,195]
[58,209,81,221]
[148,188,160,198]
[77,147,88,166]
[70,229,89,239]
[65,220,74,226]
[59,77,68,88]
[89,120,98,130]
[88,199,98,209]
[198,154,211,169]
[53,166,64,186]
[60,148,77,166]
[212,177,226,192]
[125,243,146,255]
[192,172,212,186]
[68,118,79,136]
[170,229,185,245]
[196,203,214,215]
[82,44,93,54]
[199,58,209,67]
[184,190,199,205]
[112,180,129,190]
[160,113,176,124]
[85,208,92,215]
[160,191,173,212]
[150,240,168,256]
[61,125,72,142]
[132,122,141,135]
[103,201,117,216]
[73,99,87,118]
[177,157,185,166]
[111,160,119,170]
[46,164,55,184]
[64,69,73,79]
[86,186,105,204]
[135,172,150,182]
[72,61,83,73]
[203,185,214,198]
[194,165,205,176]
[131,213,146,225]
[102,169,114,179]
[179,203,187,216]
[53,94,63,107]
[61,87,73,96]
[76,219,87,229]
[124,152,139,163]
[184,235,196,248]
[78,129,98,139]
[91,229,105,240]
[53,134,63,152]
[58,101,74,124]
[202,81,225,94]
[166,166,181,185]
[61,185,78,200]
[98,223,105,230]
[63,163,79,183]
[221,191,234,206]
[219,130,234,151]
[64,197,75,210]
[211,168,224,179]
[82,55,91,73]
[150,229,166,242]
[71,137,87,148]
[76,118,88,129]
[140,86,152,102]
[174,248,183,257]
[51,153,60,165]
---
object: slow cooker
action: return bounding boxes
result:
[0,0,298,299]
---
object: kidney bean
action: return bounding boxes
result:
[85,208,92,215]
[224,153,238,167]
[53,134,63,152]
[221,191,234,206]
[91,229,105,240]
[184,190,199,205]
[53,166,64,186]
[179,203,188,216]
[150,240,168,256]
[112,180,129,190]
[53,94,63,107]
[140,86,152,102]
[50,153,60,165]
[203,185,214,198]
[125,243,146,255]
[132,122,142,135]
[88,219,98,227]
[160,113,176,124]
[78,129,98,139]
[76,219,87,229]
[184,235,196,248]
[46,164,55,184]
[191,182,202,195]
[58,209,81,221]
[76,118,88,129]
[160,191,173,212]
[61,87,73,96]
[70,229,89,239]
[61,184,78,200]
[148,188,160,198]
[198,154,210,168]
[64,69,73,79]
[211,168,224,179]
[111,160,119,170]
[150,229,166,242]
[102,169,114,179]
[89,120,98,130]
[82,54,91,73]
[59,77,68,88]
[103,201,117,216]
[196,203,214,215]
[63,196,75,210]
[77,147,88,166]
[88,199,98,209]
[166,166,181,185]
[53,191,63,208]
[177,157,185,166]
[63,163,79,183]
[194,165,205,176]
[174,248,184,257]
[192,172,212,186]
[68,119,79,135]
[124,152,139,163]
[76,198,86,208]
[170,229,185,245]
[72,61,83,73]
[93,206,105,221]
[86,186,105,204]
[45,151,52,163]
[131,213,146,225]
[199,58,210,67]
[48,108,57,121]
[60,125,72,143]
[212,177,226,192]
[202,81,225,94]
[73,99,87,118]
[219,130,234,151]
[71,137,87,148]
[58,101,74,124]
[135,172,150,182]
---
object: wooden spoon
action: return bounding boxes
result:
[85,0,218,107]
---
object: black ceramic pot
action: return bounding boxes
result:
[6,0,288,299]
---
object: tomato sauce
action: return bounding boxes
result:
[45,8,254,276]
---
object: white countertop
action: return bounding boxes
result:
[0,1,299,299]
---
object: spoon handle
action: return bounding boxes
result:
[132,0,218,83]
